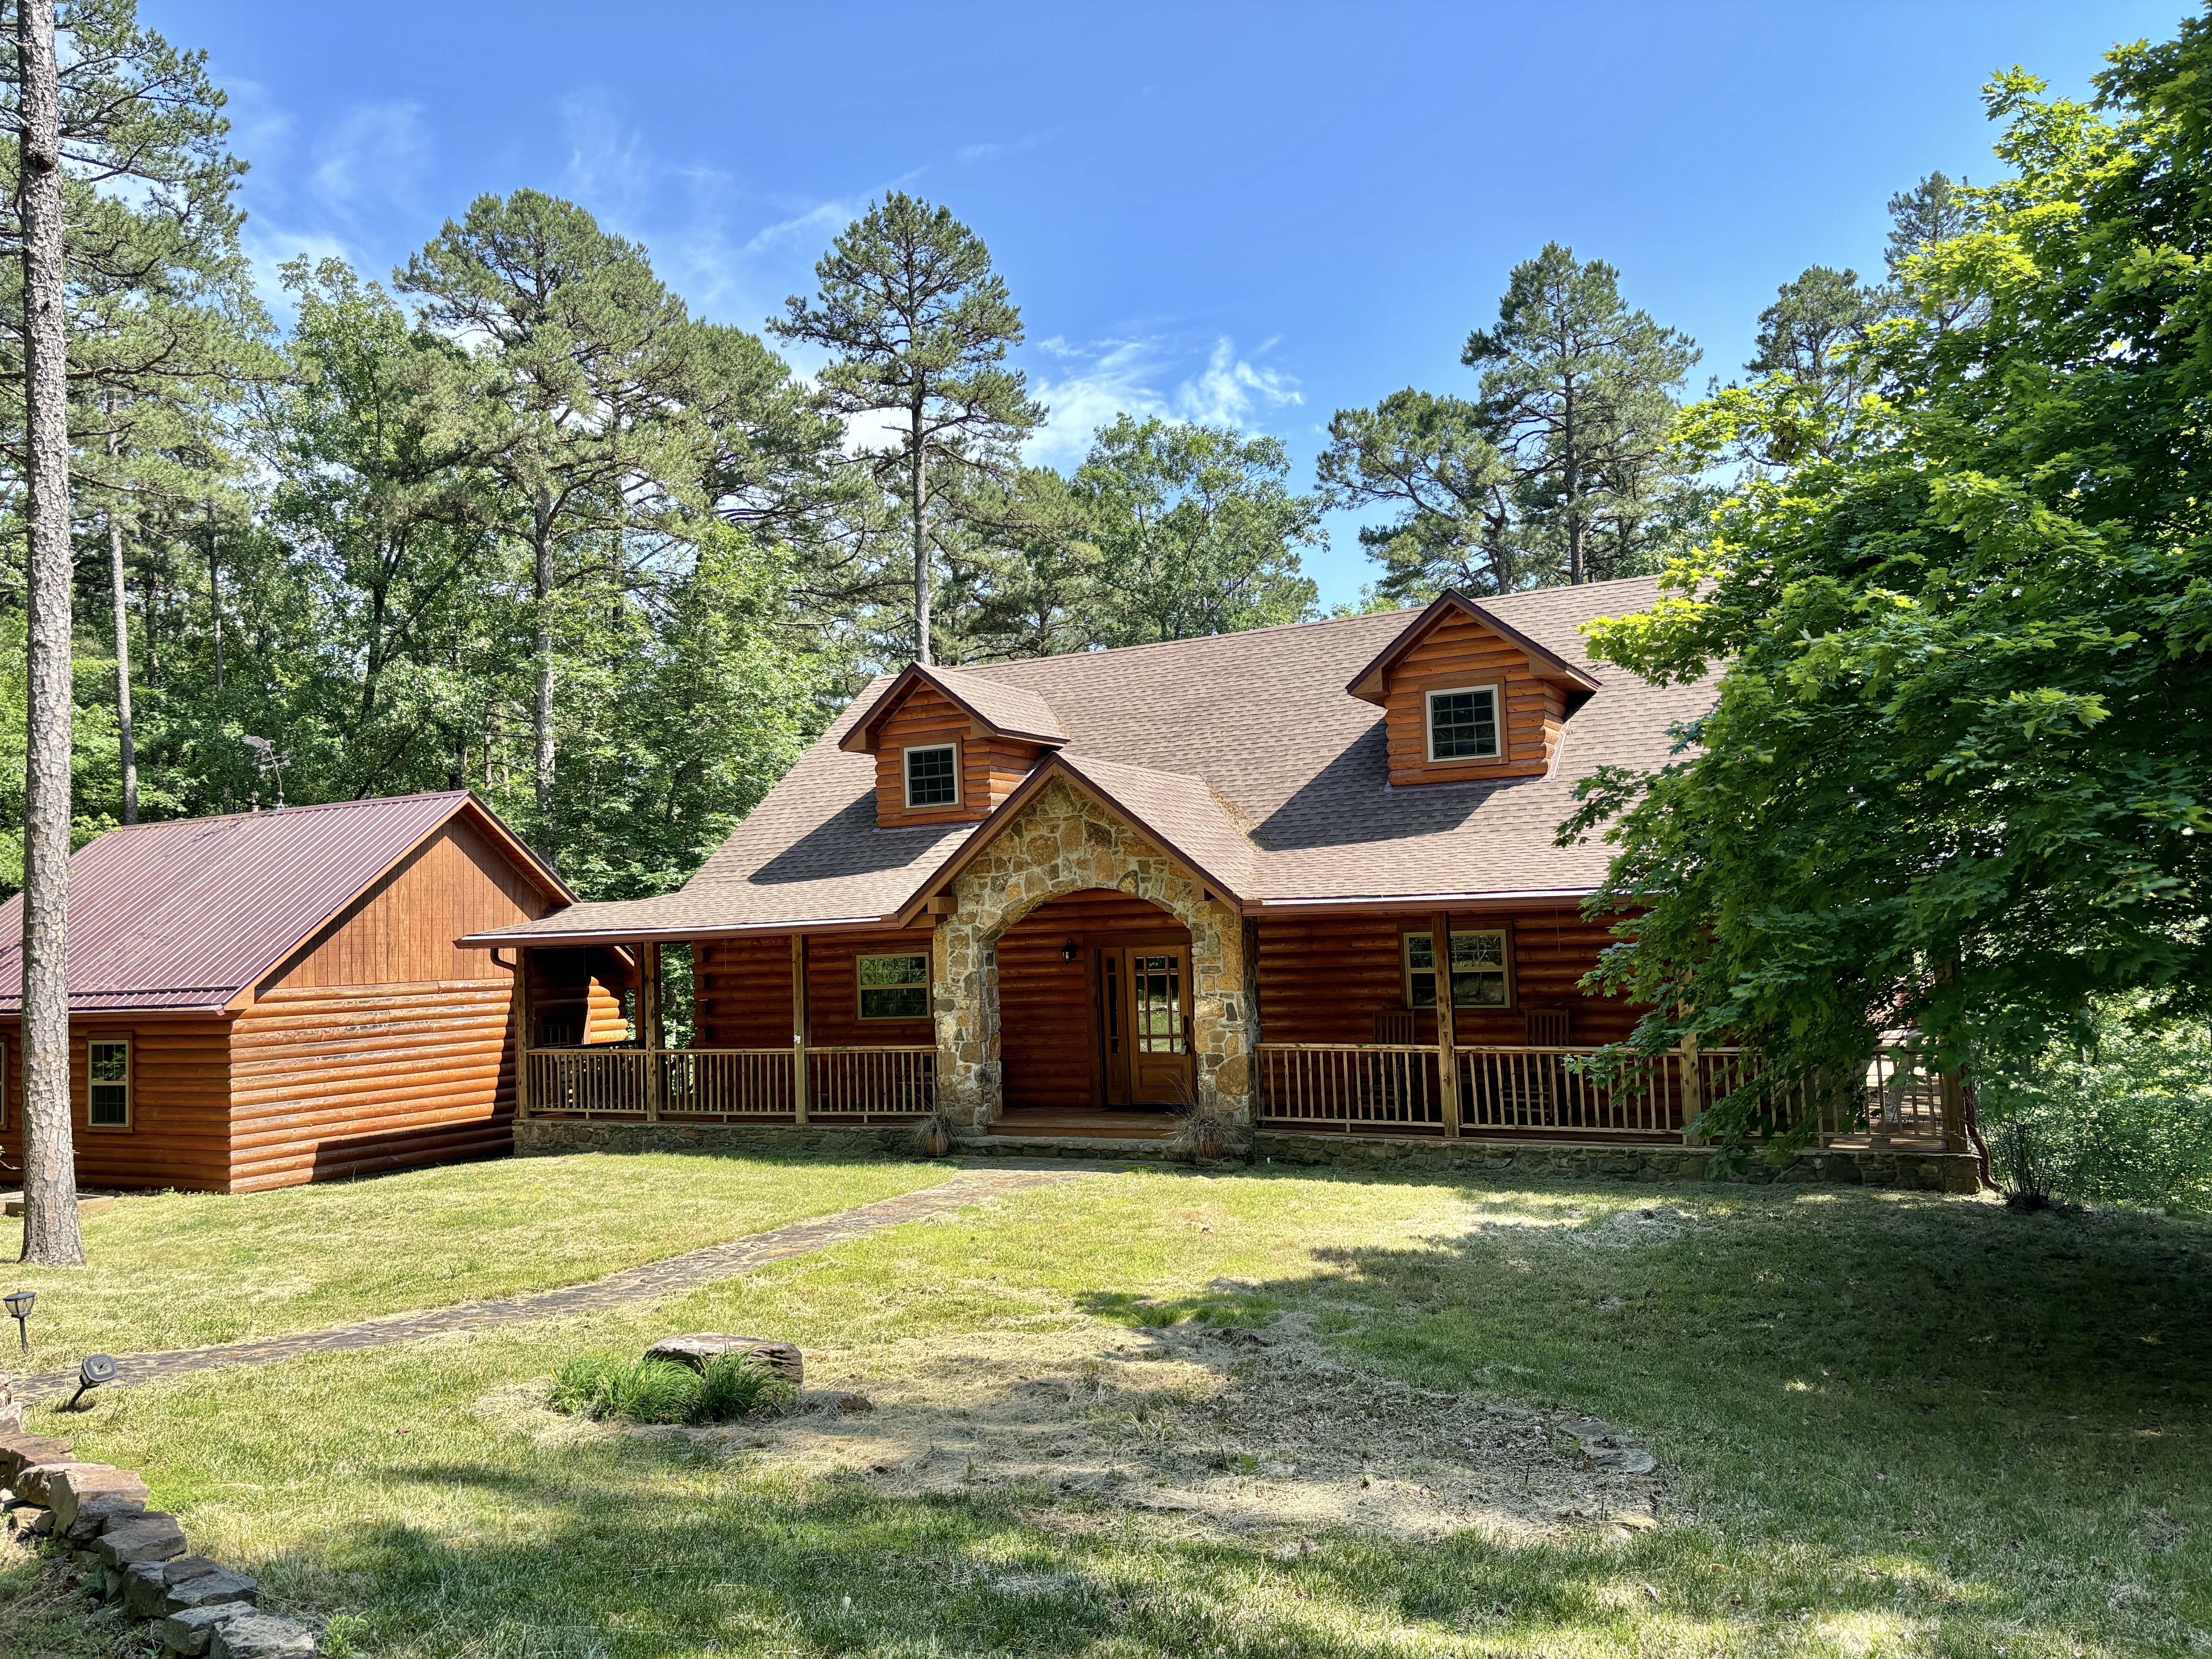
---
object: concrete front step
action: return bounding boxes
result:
[954,1133,1181,1160]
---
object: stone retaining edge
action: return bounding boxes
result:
[516,1118,1979,1192]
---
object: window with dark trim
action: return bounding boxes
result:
[904,744,960,808]
[88,1037,132,1128]
[857,953,930,1020]
[1426,686,1499,761]
[1403,931,1510,1009]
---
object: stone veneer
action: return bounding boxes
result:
[931,777,1252,1127]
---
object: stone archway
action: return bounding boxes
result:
[931,777,1252,1126]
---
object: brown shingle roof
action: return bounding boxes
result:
[0,792,565,1014]
[469,575,1715,942]
[836,662,1068,752]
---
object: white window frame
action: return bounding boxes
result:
[1425,684,1502,763]
[86,1036,132,1131]
[903,742,962,810]
[1402,930,1513,1010]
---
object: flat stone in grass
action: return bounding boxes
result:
[0,1432,74,1482]
[644,1333,804,1386]
[208,1610,317,1658]
[12,1460,113,1507]
[159,1604,253,1656]
[126,1555,227,1618]
[49,1465,151,1535]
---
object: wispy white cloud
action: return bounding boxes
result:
[957,131,1053,164]
[308,101,432,218]
[1025,334,1303,467]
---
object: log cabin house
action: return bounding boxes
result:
[468,577,1961,1152]
[0,792,578,1193]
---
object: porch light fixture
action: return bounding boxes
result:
[2,1289,32,1352]
[1061,937,1079,962]
[67,1353,117,1412]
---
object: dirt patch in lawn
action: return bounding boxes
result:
[480,1313,1664,1544]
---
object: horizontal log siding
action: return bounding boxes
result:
[0,1015,235,1192]
[227,979,519,1191]
[1383,608,1566,786]
[1001,888,1190,1110]
[1254,908,1637,1048]
[806,929,937,1048]
[869,684,1044,827]
[694,936,795,1049]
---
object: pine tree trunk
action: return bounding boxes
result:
[106,418,137,826]
[910,414,930,665]
[17,0,85,1267]
[532,488,558,865]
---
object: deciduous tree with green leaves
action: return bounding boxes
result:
[1561,29,2212,1152]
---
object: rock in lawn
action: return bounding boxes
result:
[65,1489,152,1541]
[161,1566,260,1614]
[644,1334,804,1386]
[208,1610,317,1658]
[159,1604,251,1657]
[7,1504,51,1537]
[98,1511,186,1567]
[51,1465,151,1534]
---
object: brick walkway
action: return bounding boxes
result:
[14,1163,1104,1402]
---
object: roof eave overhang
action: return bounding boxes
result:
[1240,888,1613,918]
[457,914,905,948]
[891,754,1251,927]
[836,663,1068,753]
[1345,590,1604,706]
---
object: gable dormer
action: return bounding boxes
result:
[1346,592,1602,787]
[838,665,1067,826]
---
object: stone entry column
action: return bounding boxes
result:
[930,778,1252,1128]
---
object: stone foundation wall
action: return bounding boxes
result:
[514,1120,914,1159]
[1254,1132,1982,1192]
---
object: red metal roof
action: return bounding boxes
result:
[0,792,559,1015]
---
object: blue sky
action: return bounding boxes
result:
[154,0,2181,606]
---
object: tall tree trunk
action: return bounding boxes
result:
[17,0,85,1267]
[207,502,222,693]
[532,488,558,865]
[106,412,137,826]
[910,402,929,665]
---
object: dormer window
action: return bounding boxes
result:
[904,743,960,809]
[1426,686,1499,762]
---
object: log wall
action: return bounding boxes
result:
[227,980,518,1192]
[1253,908,1637,1048]
[0,1016,234,1192]
[1383,607,1568,786]
[867,683,1042,826]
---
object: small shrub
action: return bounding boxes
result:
[697,1352,795,1420]
[550,1350,793,1425]
[1990,1119,2056,1211]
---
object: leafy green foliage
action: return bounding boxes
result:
[1563,29,2212,1149]
[550,1351,793,1425]
[1981,1000,2212,1214]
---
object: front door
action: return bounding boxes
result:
[1099,944,1195,1107]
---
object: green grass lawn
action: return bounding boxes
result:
[0,1151,952,1369]
[5,1161,2208,1657]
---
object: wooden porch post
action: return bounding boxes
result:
[1431,910,1461,1139]
[792,933,810,1124]
[1677,1029,1702,1145]
[640,941,663,1124]
[514,948,533,1120]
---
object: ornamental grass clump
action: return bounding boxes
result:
[550,1351,792,1425]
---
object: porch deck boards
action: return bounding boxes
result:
[989,1106,1179,1141]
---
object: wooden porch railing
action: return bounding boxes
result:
[1458,1045,1681,1136]
[1255,1044,1444,1131]
[524,1046,934,1123]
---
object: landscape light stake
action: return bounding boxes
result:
[2,1289,32,1351]
[66,1353,116,1410]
